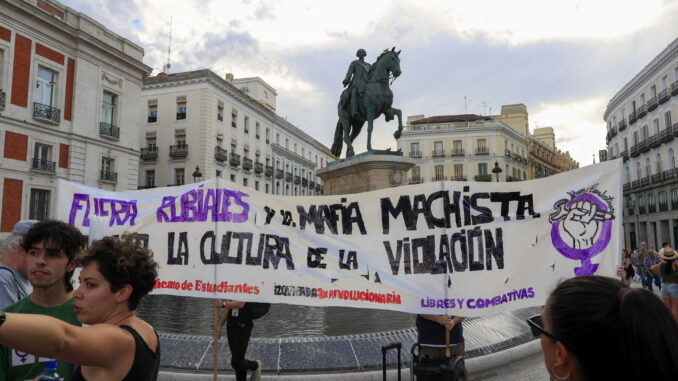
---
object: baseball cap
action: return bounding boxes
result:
[11,220,38,236]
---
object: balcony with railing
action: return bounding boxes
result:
[474,174,492,182]
[475,147,489,155]
[632,180,640,189]
[432,150,445,158]
[451,176,466,181]
[0,89,5,109]
[638,139,648,153]
[242,157,253,171]
[659,89,670,104]
[100,170,117,183]
[294,175,300,185]
[409,176,422,184]
[637,104,647,118]
[639,205,646,214]
[628,206,634,215]
[506,176,521,182]
[433,175,446,181]
[623,183,631,192]
[99,122,120,140]
[652,173,661,183]
[33,102,60,124]
[140,146,158,161]
[649,202,657,213]
[660,201,669,212]
[147,115,157,123]
[176,112,186,120]
[409,151,422,158]
[309,180,315,189]
[31,158,56,173]
[673,198,678,210]
[169,144,188,158]
[661,127,673,143]
[450,148,464,157]
[617,119,626,132]
[641,176,651,187]
[610,126,617,137]
[505,150,512,158]
[663,168,676,181]
[276,169,283,179]
[255,162,264,174]
[230,153,241,167]
[302,178,308,187]
[648,134,660,149]
[285,172,293,182]
[265,165,273,177]
[672,81,678,96]
[629,111,637,125]
[214,146,228,162]
[621,150,628,161]
[647,96,658,111]
[630,144,639,157]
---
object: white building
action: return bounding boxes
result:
[139,69,334,195]
[0,0,150,233]
[604,36,678,249]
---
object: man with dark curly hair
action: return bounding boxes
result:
[0,219,85,381]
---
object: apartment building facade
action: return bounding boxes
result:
[0,0,150,233]
[140,70,334,196]
[605,37,678,249]
[398,114,529,183]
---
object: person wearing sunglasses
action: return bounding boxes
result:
[527,276,678,381]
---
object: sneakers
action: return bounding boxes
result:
[249,360,262,381]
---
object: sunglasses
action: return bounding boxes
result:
[526,314,557,341]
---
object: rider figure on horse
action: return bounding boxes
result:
[342,48,371,119]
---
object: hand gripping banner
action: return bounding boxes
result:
[57,159,622,316]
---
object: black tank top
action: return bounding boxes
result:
[71,325,160,381]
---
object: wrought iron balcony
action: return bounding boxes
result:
[433,175,446,181]
[610,126,617,137]
[140,146,158,161]
[661,128,673,143]
[302,178,308,187]
[242,157,253,171]
[217,114,223,122]
[663,168,676,181]
[230,153,241,167]
[254,162,264,174]
[506,176,520,182]
[474,174,492,182]
[169,144,188,158]
[147,115,157,123]
[215,146,228,162]
[99,122,120,140]
[451,176,466,181]
[641,176,650,187]
[638,205,646,214]
[649,203,657,213]
[0,89,5,109]
[451,149,465,157]
[628,206,634,216]
[265,165,273,177]
[629,111,636,125]
[672,81,678,96]
[505,150,512,157]
[33,102,60,124]
[623,183,631,192]
[138,185,156,190]
[648,135,660,149]
[176,112,186,120]
[276,169,283,179]
[637,104,647,118]
[100,170,117,183]
[309,180,315,189]
[621,150,629,161]
[294,175,300,185]
[618,119,626,131]
[475,147,489,155]
[285,172,293,182]
[409,177,422,184]
[659,202,668,212]
[31,158,55,173]
[659,89,670,104]
[432,150,445,158]
[652,173,661,183]
[409,151,422,158]
[647,97,658,111]
[315,184,322,192]
[638,139,648,153]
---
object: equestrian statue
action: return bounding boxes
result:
[331,47,403,158]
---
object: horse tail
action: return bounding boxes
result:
[331,119,344,157]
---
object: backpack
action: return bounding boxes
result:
[247,302,271,319]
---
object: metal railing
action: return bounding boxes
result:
[176,112,186,120]
[451,148,464,157]
[215,147,227,162]
[409,151,422,158]
[474,174,492,182]
[475,147,489,155]
[629,111,636,125]
[276,169,283,179]
[302,178,308,187]
[230,153,241,167]
[33,102,60,124]
[265,165,273,177]
[242,157,253,171]
[169,144,188,158]
[451,176,466,181]
[147,115,157,123]
[140,147,158,160]
[672,81,678,96]
[31,158,55,172]
[99,122,120,140]
[647,97,658,111]
[285,172,293,182]
[433,175,446,181]
[637,104,647,118]
[255,162,264,174]
[0,89,5,109]
[100,170,117,182]
[659,89,670,104]
[294,175,300,185]
[432,150,445,158]
[409,177,422,184]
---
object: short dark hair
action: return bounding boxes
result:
[21,220,86,291]
[662,242,670,248]
[77,234,157,311]
[546,276,678,380]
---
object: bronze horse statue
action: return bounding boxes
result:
[331,48,403,158]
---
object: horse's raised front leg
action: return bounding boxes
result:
[366,108,376,151]
[390,107,403,139]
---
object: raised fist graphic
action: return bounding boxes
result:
[561,200,600,249]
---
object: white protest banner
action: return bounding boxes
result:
[57,159,621,316]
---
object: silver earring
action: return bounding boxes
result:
[550,363,570,380]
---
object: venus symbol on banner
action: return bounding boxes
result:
[548,184,616,276]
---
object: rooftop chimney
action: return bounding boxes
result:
[225,73,234,83]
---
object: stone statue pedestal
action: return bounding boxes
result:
[317,151,416,195]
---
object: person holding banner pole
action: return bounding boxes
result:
[212,299,262,381]
[415,314,465,359]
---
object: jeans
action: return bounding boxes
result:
[646,271,662,291]
[227,319,258,381]
[638,265,647,287]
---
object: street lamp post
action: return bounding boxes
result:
[192,165,202,183]
[492,161,503,182]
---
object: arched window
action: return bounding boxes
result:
[669,148,676,170]
[656,152,663,174]
[636,161,642,179]
[645,158,651,177]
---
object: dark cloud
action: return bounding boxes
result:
[200,31,260,62]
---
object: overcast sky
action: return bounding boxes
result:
[62,0,678,165]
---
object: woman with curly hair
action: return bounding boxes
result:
[0,234,159,380]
